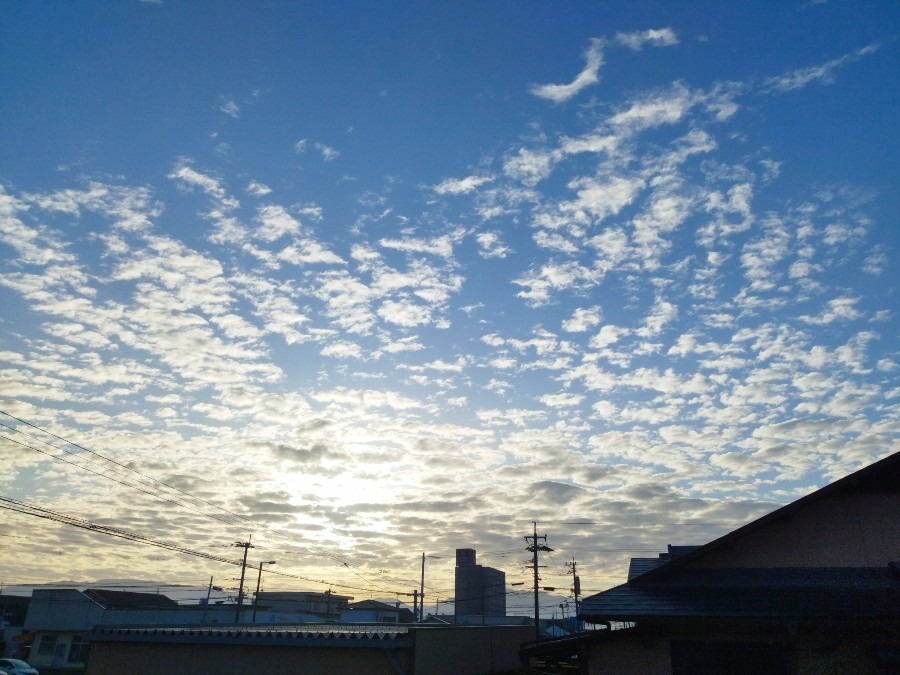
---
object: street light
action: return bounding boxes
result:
[252,560,277,624]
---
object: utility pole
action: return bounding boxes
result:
[403,589,419,621]
[419,552,425,622]
[233,537,254,624]
[417,553,441,621]
[566,558,582,631]
[525,521,552,641]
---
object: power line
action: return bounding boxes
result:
[3,411,616,603]
[0,411,275,527]
[0,410,421,590]
[0,432,214,518]
[0,495,240,567]
[0,494,413,597]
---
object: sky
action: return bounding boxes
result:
[1,1,898,616]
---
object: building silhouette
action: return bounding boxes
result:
[454,548,506,621]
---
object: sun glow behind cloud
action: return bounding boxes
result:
[0,3,898,608]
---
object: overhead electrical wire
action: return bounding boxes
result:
[0,432,217,516]
[0,495,239,567]
[0,494,411,596]
[0,410,424,592]
[0,411,355,561]
[1,410,604,603]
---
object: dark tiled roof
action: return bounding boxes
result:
[627,546,701,580]
[637,451,900,582]
[666,545,700,559]
[580,567,900,622]
[348,600,399,610]
[580,453,900,625]
[84,589,179,609]
[88,623,412,649]
[627,558,664,580]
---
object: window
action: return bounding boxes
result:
[68,635,88,664]
[36,634,57,657]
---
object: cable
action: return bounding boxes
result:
[0,494,410,596]
[0,411,332,551]
[0,410,420,590]
[0,495,239,566]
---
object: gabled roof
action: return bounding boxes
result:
[347,600,398,611]
[579,451,900,623]
[637,450,900,583]
[84,589,179,610]
[582,567,900,622]
[627,545,700,580]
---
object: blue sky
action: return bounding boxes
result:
[1,1,898,614]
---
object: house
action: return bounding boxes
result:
[23,588,252,671]
[254,591,352,622]
[568,450,900,674]
[342,599,416,624]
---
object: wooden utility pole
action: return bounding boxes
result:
[566,558,582,631]
[524,521,552,640]
[233,537,254,624]
[419,552,425,622]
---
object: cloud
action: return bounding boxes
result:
[609,82,695,133]
[254,204,301,242]
[377,298,434,327]
[863,246,887,275]
[295,139,340,160]
[246,180,272,196]
[475,231,510,259]
[315,143,340,161]
[321,340,364,359]
[636,296,678,337]
[590,324,629,349]
[563,306,602,332]
[739,215,793,291]
[561,174,646,223]
[503,146,558,186]
[615,28,678,50]
[763,43,880,92]
[540,392,585,408]
[218,98,240,118]
[531,480,585,504]
[1,15,896,600]
[168,160,240,212]
[512,260,595,306]
[432,175,494,195]
[379,230,463,258]
[799,297,862,325]
[530,38,604,103]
